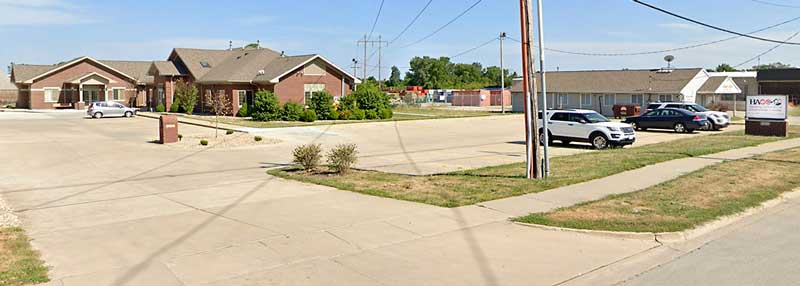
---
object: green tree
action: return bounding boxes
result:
[752,62,793,70]
[387,66,403,87]
[714,63,738,72]
[174,80,198,114]
[352,82,390,111]
[309,91,335,120]
[251,90,281,121]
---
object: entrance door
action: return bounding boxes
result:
[83,86,103,103]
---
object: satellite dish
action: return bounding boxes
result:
[664,55,675,69]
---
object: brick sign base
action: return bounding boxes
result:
[159,115,179,144]
[745,120,788,137]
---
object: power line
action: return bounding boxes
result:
[367,0,386,40]
[633,0,800,45]
[504,14,800,56]
[451,36,499,59]
[750,0,800,8]
[401,0,483,48]
[388,0,434,45]
[734,30,800,68]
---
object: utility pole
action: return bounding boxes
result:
[519,0,542,179]
[500,32,506,114]
[536,0,550,177]
[356,35,388,84]
[351,59,359,91]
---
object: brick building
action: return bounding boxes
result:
[9,46,359,114]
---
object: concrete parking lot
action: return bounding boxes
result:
[0,112,736,285]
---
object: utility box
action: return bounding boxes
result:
[159,115,179,144]
[745,95,788,137]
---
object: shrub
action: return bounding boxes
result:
[174,79,198,114]
[352,109,366,120]
[254,136,263,142]
[365,110,379,120]
[281,102,304,121]
[353,83,390,111]
[200,139,209,146]
[339,109,352,120]
[178,134,183,141]
[309,91,335,120]
[300,109,317,122]
[327,144,358,175]
[292,144,322,171]
[707,102,730,112]
[155,104,166,113]
[170,102,180,113]
[251,90,281,121]
[226,129,234,135]
[379,108,393,119]
[339,95,358,113]
[237,103,250,117]
[330,109,340,120]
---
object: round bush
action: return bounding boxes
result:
[309,91,335,120]
[338,109,351,120]
[330,110,340,120]
[252,90,281,121]
[353,109,366,120]
[226,129,234,135]
[379,108,393,119]
[200,139,209,146]
[281,102,304,121]
[254,136,263,142]
[170,102,180,113]
[300,109,317,122]
[365,110,379,120]
[155,104,166,113]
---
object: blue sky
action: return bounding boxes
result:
[2,0,799,78]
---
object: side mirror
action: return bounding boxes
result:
[579,119,587,124]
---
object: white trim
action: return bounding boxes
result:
[268,55,362,84]
[43,87,60,103]
[23,56,137,84]
[69,72,117,84]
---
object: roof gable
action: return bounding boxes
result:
[19,57,138,84]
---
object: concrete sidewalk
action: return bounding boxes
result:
[479,137,800,217]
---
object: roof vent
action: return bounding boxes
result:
[200,61,211,68]
[257,69,265,75]
[656,68,673,73]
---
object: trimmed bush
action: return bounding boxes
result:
[200,139,209,146]
[281,102,304,121]
[251,90,281,121]
[226,129,234,135]
[292,144,323,171]
[237,103,250,117]
[365,110,379,120]
[155,104,166,113]
[309,91,335,120]
[300,109,317,122]
[339,109,352,120]
[170,102,180,113]
[254,136,263,142]
[353,83,390,111]
[330,109,340,120]
[379,108,393,119]
[174,79,198,114]
[339,95,358,113]
[352,109,366,120]
[327,144,358,175]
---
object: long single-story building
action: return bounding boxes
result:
[757,68,800,104]
[10,46,360,114]
[511,68,744,115]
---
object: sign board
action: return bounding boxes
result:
[746,95,788,120]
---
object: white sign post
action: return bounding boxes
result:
[745,95,789,137]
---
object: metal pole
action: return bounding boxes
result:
[363,35,368,80]
[500,32,506,114]
[536,0,550,177]
[378,35,383,88]
[521,0,542,179]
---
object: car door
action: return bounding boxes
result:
[660,109,680,129]
[639,110,659,128]
[547,112,571,138]
[112,103,127,116]
[567,113,591,138]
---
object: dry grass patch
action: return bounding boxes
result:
[0,228,48,286]
[515,147,800,233]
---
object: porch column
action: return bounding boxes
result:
[104,87,108,101]
[78,84,84,103]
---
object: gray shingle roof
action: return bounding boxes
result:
[253,55,316,83]
[198,48,282,83]
[11,59,152,84]
[170,48,241,80]
[511,68,704,94]
[698,76,727,94]
[152,61,183,76]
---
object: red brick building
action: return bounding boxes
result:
[10,46,360,114]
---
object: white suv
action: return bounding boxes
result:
[646,102,729,130]
[539,109,636,149]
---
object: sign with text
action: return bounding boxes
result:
[747,95,788,120]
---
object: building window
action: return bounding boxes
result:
[658,94,673,102]
[44,88,59,103]
[157,87,165,104]
[604,94,616,106]
[237,90,254,107]
[581,94,592,106]
[631,94,644,105]
[112,88,125,101]
[304,84,326,103]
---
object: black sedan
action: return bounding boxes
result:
[624,108,708,133]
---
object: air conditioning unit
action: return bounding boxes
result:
[257,69,265,75]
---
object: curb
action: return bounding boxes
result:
[513,189,800,243]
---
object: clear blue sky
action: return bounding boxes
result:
[2,0,799,78]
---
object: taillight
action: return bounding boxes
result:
[693,115,702,121]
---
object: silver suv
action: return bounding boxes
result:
[540,109,636,149]
[87,101,137,119]
[646,102,729,130]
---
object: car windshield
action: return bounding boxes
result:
[686,104,708,112]
[583,112,610,123]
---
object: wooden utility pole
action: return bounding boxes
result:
[519,0,542,179]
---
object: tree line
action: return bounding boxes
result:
[376,56,517,90]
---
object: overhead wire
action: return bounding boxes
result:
[401,0,484,48]
[367,0,386,40]
[750,0,800,8]
[734,30,800,68]
[388,0,434,45]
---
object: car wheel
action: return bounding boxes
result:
[124,111,133,118]
[673,123,686,133]
[539,130,554,145]
[93,112,103,119]
[590,133,609,150]
[630,122,639,130]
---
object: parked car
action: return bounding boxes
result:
[624,108,707,133]
[539,109,636,149]
[646,102,729,130]
[87,101,137,119]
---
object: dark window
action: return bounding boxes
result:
[550,112,569,121]
[647,104,661,110]
[200,61,211,68]
[568,113,586,123]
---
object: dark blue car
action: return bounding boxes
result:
[624,108,708,133]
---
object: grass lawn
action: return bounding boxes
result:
[514,147,800,233]
[269,126,800,207]
[790,107,800,117]
[0,228,48,286]
[186,106,499,129]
